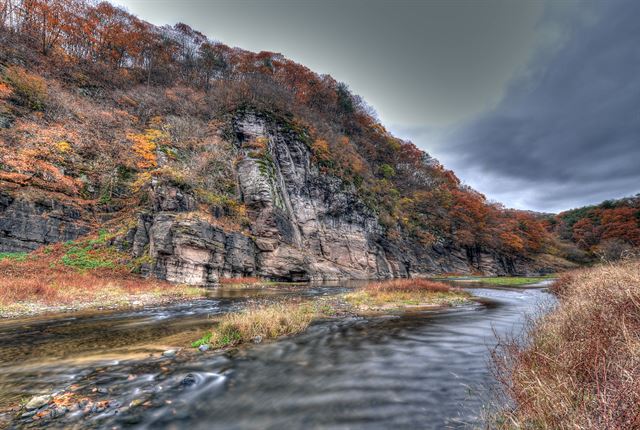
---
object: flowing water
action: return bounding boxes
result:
[0,282,553,429]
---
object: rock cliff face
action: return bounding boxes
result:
[122,213,257,284]
[0,189,92,252]
[119,112,531,284]
[0,112,537,284]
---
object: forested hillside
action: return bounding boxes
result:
[0,0,578,281]
[547,196,640,261]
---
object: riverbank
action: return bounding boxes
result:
[0,285,206,319]
[0,241,475,320]
[440,275,555,286]
[0,243,207,318]
[494,259,640,429]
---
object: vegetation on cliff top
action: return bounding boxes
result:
[493,259,640,429]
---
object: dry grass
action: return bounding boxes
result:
[218,276,263,286]
[193,302,316,349]
[493,259,640,429]
[0,241,203,317]
[344,279,470,310]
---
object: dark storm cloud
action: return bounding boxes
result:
[417,0,640,212]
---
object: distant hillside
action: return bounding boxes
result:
[547,196,640,261]
[0,0,574,282]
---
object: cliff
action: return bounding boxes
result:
[0,8,576,284]
[1,111,551,283]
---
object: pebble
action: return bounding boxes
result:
[162,349,177,357]
[25,395,51,410]
[50,407,68,418]
[180,373,197,387]
[129,399,144,408]
[91,402,108,413]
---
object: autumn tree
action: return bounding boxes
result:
[600,206,640,246]
[19,0,77,54]
[198,42,228,90]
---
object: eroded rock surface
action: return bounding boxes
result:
[0,190,92,252]
[119,113,532,284]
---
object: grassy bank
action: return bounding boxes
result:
[218,277,264,287]
[445,275,555,286]
[0,239,204,318]
[494,260,640,429]
[344,279,470,311]
[474,275,554,286]
[192,302,317,349]
[193,279,472,350]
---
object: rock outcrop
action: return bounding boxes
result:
[0,189,92,252]
[0,112,546,284]
[118,112,535,284]
[125,213,258,284]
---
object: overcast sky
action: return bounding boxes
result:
[113,0,640,213]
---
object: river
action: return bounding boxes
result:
[0,282,553,429]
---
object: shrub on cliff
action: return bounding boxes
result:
[3,66,48,111]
